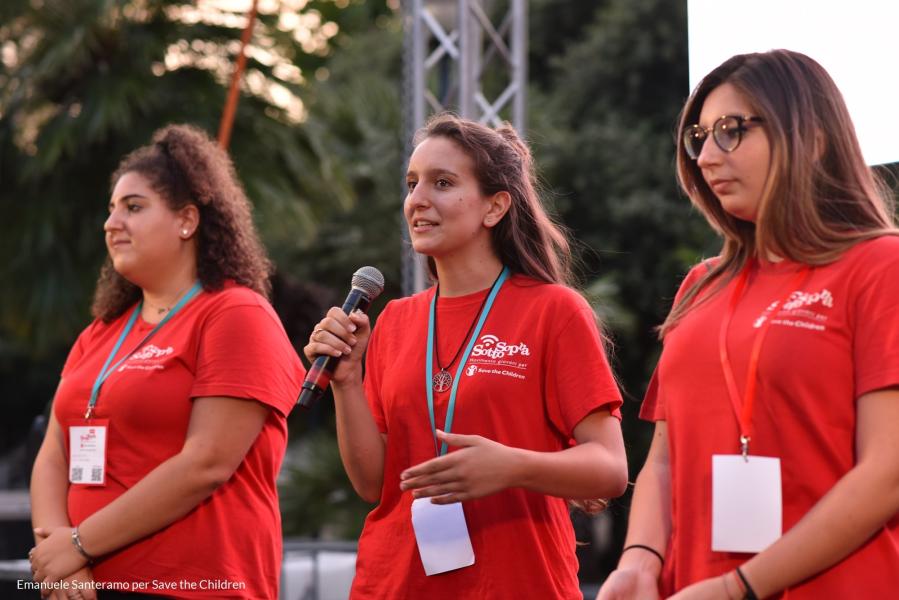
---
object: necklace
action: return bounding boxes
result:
[431,270,503,392]
[145,283,199,317]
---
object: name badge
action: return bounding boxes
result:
[411,497,475,575]
[68,420,109,486]
[712,454,781,553]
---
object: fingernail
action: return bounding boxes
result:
[343,347,352,354]
[349,324,357,332]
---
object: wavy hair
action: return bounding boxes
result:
[92,124,272,321]
[415,115,613,514]
[413,113,575,286]
[661,49,896,337]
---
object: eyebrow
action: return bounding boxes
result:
[108,193,148,209]
[406,168,461,179]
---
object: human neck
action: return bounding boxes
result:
[140,266,198,321]
[434,254,504,297]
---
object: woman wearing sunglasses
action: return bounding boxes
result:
[598,49,899,599]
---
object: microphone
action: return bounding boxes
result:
[297,266,385,409]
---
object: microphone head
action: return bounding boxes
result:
[352,266,385,300]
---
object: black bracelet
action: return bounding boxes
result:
[735,567,759,600]
[621,544,664,565]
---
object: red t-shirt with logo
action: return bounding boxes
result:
[351,274,622,599]
[642,236,899,598]
[55,283,304,599]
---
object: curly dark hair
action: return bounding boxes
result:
[91,124,272,322]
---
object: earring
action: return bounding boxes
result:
[181,229,189,236]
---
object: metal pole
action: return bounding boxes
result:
[402,0,528,294]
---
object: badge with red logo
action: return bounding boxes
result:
[68,419,109,486]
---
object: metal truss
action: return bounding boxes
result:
[401,0,528,295]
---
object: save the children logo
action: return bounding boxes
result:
[465,333,530,382]
[470,334,530,359]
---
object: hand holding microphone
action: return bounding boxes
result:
[298,266,385,409]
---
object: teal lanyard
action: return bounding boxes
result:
[425,267,509,456]
[86,281,202,419]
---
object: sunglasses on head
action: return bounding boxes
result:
[682,115,764,160]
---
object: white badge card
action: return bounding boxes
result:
[712,454,782,553]
[68,420,109,486]
[411,497,475,575]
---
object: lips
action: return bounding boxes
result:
[108,239,131,250]
[411,219,438,233]
[708,178,736,194]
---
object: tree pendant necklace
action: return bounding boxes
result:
[431,273,500,392]
[432,369,453,393]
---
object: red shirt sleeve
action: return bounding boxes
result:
[544,293,623,438]
[852,242,899,397]
[641,259,718,422]
[61,319,100,378]
[191,302,303,417]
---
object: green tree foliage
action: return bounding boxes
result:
[527,0,715,580]
[0,0,395,456]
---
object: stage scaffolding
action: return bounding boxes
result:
[401,0,528,295]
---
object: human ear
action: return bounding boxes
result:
[178,204,200,239]
[483,191,511,228]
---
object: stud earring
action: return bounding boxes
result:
[181,229,189,236]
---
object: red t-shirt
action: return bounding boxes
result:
[55,283,304,599]
[642,236,899,598]
[352,275,622,599]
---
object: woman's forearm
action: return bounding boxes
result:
[332,377,386,503]
[72,395,269,558]
[618,423,671,575]
[742,459,899,597]
[737,389,899,598]
[30,415,73,537]
[31,450,72,534]
[74,449,237,557]
[513,411,628,500]
[513,441,627,499]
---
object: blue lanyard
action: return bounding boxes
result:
[425,267,509,456]
[86,281,202,419]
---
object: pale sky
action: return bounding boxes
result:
[688,0,899,166]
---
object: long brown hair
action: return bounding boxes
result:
[661,49,896,337]
[415,115,612,515]
[413,113,575,286]
[92,124,272,321]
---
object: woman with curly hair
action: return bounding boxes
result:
[29,124,303,599]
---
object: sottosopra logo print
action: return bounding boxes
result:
[753,287,833,332]
[465,333,530,381]
[117,344,174,372]
[470,334,530,359]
